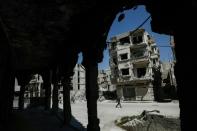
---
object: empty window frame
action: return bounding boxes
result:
[132,49,145,58]
[153,59,156,65]
[121,68,130,76]
[119,37,130,45]
[113,57,117,65]
[132,35,143,44]
[136,68,146,78]
[120,53,128,60]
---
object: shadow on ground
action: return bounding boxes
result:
[6,106,86,131]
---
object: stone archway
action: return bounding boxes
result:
[0,1,196,131]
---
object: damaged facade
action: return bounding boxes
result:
[70,65,117,101]
[109,29,160,101]
[71,64,86,91]
[97,69,116,99]
[158,36,177,100]
[69,64,86,101]
[25,74,44,98]
[160,61,177,99]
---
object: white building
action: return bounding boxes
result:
[98,69,116,92]
[70,64,86,101]
[71,64,86,91]
[109,28,160,101]
[25,74,43,98]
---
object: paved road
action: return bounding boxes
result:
[13,99,179,131]
[60,101,180,131]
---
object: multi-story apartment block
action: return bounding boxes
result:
[109,28,160,101]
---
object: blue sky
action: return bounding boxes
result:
[78,6,173,70]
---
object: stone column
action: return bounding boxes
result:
[18,83,25,110]
[0,18,14,125]
[52,69,59,112]
[58,50,78,125]
[52,84,59,112]
[0,71,14,125]
[62,77,72,124]
[42,71,52,110]
[17,73,31,110]
[174,28,197,131]
[83,53,100,131]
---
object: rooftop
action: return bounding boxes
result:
[110,28,146,42]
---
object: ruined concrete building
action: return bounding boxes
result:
[71,64,86,91]
[109,29,160,101]
[160,61,177,99]
[71,65,117,101]
[97,69,116,99]
[60,64,86,102]
[25,74,43,98]
[70,64,86,101]
[1,1,196,130]
[161,62,177,87]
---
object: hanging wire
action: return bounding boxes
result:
[130,15,151,35]
[106,15,151,44]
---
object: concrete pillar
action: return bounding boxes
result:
[174,29,197,131]
[62,77,72,124]
[0,71,14,125]
[83,55,100,131]
[18,84,25,110]
[52,71,59,112]
[42,71,52,110]
[0,18,14,125]
[17,73,31,110]
[52,84,59,112]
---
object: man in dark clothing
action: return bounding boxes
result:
[116,97,122,108]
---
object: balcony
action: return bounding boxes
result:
[117,76,131,84]
[131,75,152,83]
[118,58,130,64]
[116,44,130,50]
[131,55,149,64]
[151,54,159,59]
[117,76,152,85]
[130,42,147,49]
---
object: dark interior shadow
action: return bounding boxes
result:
[7,106,86,131]
[56,108,87,131]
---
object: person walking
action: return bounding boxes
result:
[116,97,122,108]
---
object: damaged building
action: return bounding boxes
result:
[69,64,86,101]
[71,64,86,91]
[109,28,160,101]
[97,69,116,100]
[160,61,177,100]
[70,65,117,101]
[25,74,44,98]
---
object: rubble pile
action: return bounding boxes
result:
[115,110,180,131]
[70,90,86,102]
